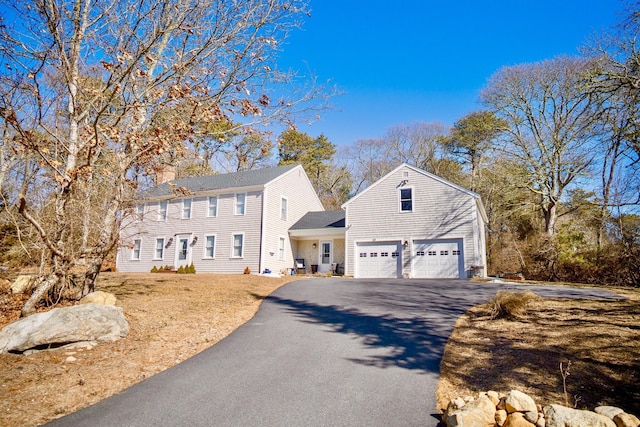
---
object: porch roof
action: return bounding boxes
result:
[289,210,345,238]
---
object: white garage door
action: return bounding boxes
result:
[412,239,463,278]
[356,242,401,278]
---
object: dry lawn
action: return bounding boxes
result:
[437,285,640,416]
[0,272,298,427]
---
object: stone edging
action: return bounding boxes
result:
[442,389,639,427]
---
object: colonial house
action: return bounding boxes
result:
[117,163,487,279]
[116,164,324,275]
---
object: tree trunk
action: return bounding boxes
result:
[21,275,60,317]
[544,203,557,237]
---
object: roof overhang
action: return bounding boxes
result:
[289,228,345,239]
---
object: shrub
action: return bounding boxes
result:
[488,290,542,320]
[150,266,158,273]
[244,266,251,274]
[177,265,185,274]
[188,262,196,274]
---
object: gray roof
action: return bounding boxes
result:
[289,210,345,230]
[139,164,300,199]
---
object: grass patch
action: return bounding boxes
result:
[487,290,542,320]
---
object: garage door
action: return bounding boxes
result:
[412,239,463,278]
[356,242,401,278]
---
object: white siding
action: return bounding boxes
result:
[117,190,264,274]
[261,166,324,274]
[344,164,484,278]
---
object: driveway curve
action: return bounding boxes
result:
[48,279,622,427]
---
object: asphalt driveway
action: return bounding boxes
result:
[48,278,622,427]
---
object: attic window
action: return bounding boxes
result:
[400,188,413,212]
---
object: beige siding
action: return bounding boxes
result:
[344,165,482,278]
[262,166,324,274]
[117,190,264,274]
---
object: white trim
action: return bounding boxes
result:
[174,233,193,267]
[342,163,481,209]
[280,196,288,221]
[235,193,246,216]
[318,240,333,273]
[278,236,286,260]
[203,234,216,259]
[398,186,414,213]
[207,196,218,218]
[153,236,166,261]
[131,238,142,261]
[182,198,192,219]
[231,232,245,258]
[158,200,168,221]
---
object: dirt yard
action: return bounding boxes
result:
[436,284,640,416]
[0,273,297,427]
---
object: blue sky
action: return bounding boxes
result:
[279,0,623,147]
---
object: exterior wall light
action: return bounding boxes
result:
[403,240,409,248]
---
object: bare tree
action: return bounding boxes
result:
[0,0,328,315]
[482,56,604,237]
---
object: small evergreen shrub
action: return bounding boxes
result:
[188,262,196,274]
[151,266,158,273]
[177,265,185,274]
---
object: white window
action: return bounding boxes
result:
[232,233,244,258]
[182,198,192,219]
[204,235,216,259]
[132,239,141,260]
[278,237,286,259]
[235,193,246,215]
[400,188,413,212]
[136,203,145,217]
[280,197,288,220]
[158,201,167,221]
[208,196,217,217]
[155,238,164,260]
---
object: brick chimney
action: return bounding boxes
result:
[155,164,176,184]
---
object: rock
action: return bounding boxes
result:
[596,407,625,420]
[10,275,35,294]
[496,409,508,426]
[487,390,501,406]
[536,413,546,427]
[524,411,539,423]
[614,413,640,427]
[79,291,116,306]
[544,404,616,427]
[504,412,536,427]
[506,390,538,416]
[444,394,496,427]
[0,303,128,354]
[66,356,77,362]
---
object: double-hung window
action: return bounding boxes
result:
[155,238,164,260]
[182,199,192,219]
[158,201,167,221]
[235,193,246,215]
[232,234,244,258]
[136,203,144,218]
[400,188,413,212]
[208,196,217,217]
[280,197,288,220]
[204,235,216,259]
[132,239,141,260]
[278,237,286,259]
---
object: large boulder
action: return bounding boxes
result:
[79,291,117,306]
[544,404,616,427]
[0,303,128,354]
[613,412,640,427]
[444,394,496,427]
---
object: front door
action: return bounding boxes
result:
[174,234,192,269]
[318,241,332,273]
